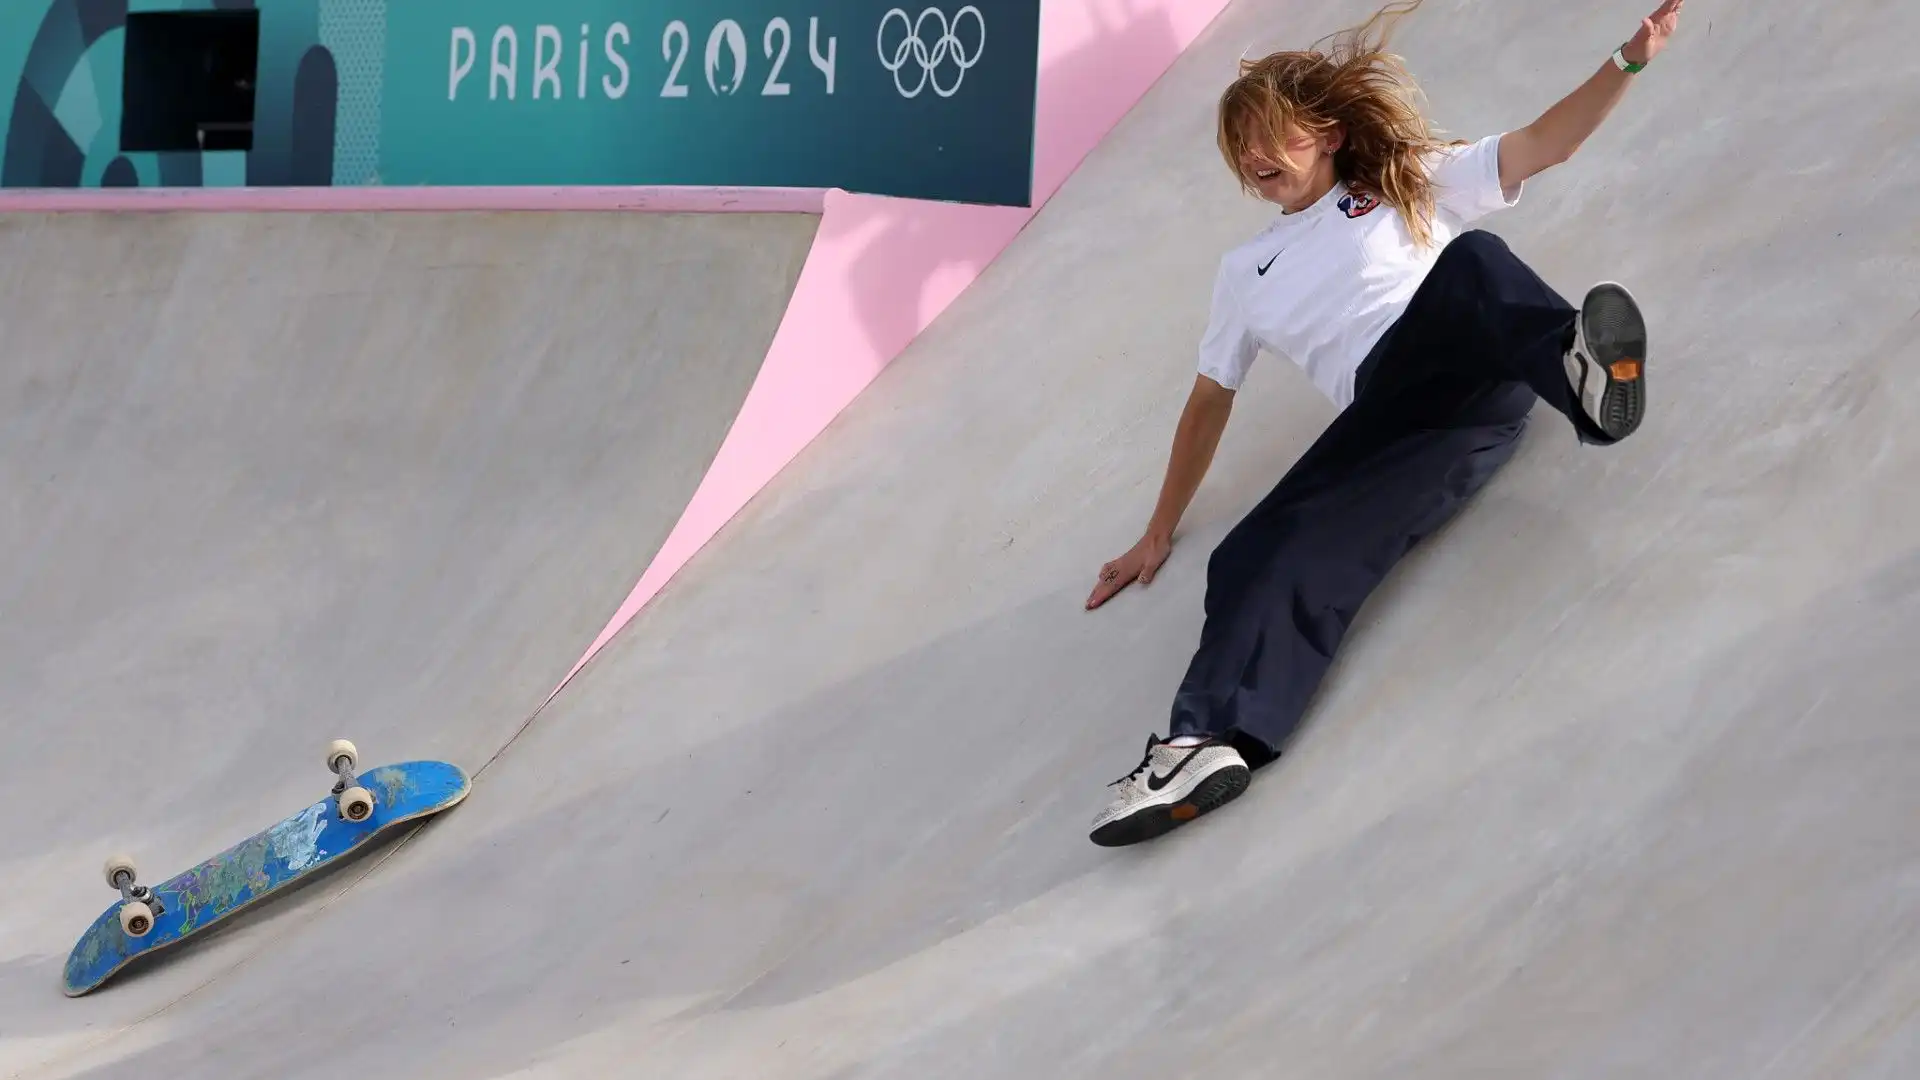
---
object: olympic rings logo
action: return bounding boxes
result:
[876,6,985,99]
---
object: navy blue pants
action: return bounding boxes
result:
[1168,229,1615,765]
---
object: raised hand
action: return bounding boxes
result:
[1624,0,1684,65]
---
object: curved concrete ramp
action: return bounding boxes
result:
[0,210,814,1071]
[11,0,1920,1077]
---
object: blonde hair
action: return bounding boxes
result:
[1216,0,1463,248]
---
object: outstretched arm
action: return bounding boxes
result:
[1498,0,1684,189]
[1086,374,1234,610]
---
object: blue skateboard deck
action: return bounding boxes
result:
[64,757,469,996]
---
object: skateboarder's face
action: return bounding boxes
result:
[1236,117,1343,212]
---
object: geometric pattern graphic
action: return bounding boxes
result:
[2,0,130,188]
[2,0,343,188]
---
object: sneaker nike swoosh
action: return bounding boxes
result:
[1145,746,1207,791]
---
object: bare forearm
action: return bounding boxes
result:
[1145,383,1232,542]
[1500,7,1687,205]
[1529,59,1636,162]
[1528,0,1685,166]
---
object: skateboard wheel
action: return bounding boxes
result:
[119,901,154,937]
[103,854,137,890]
[337,785,374,822]
[326,739,358,773]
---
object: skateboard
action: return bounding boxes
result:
[63,740,470,997]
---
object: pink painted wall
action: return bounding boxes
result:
[555,0,1235,695]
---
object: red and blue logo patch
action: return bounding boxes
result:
[1338,190,1379,218]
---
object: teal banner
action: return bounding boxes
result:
[0,0,1040,205]
[385,2,1038,204]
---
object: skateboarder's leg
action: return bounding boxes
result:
[1165,383,1533,765]
[1379,229,1650,445]
[1089,376,1533,847]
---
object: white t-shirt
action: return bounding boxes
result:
[1196,132,1523,409]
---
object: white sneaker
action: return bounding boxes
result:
[1564,281,1649,442]
[1089,735,1251,847]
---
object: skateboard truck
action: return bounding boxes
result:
[103,855,164,937]
[100,740,372,942]
[327,739,376,822]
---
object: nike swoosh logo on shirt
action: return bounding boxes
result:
[1256,252,1280,275]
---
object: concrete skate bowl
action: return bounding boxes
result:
[7,1,1920,1079]
[0,207,814,1061]
[1,0,1232,1072]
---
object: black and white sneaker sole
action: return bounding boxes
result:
[1566,281,1649,442]
[1089,764,1251,848]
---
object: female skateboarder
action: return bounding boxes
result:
[1085,0,1685,847]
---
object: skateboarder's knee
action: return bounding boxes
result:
[1436,229,1511,273]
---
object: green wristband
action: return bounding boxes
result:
[1611,45,1646,73]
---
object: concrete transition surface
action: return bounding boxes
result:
[0,209,814,1072]
[6,1,1920,1077]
